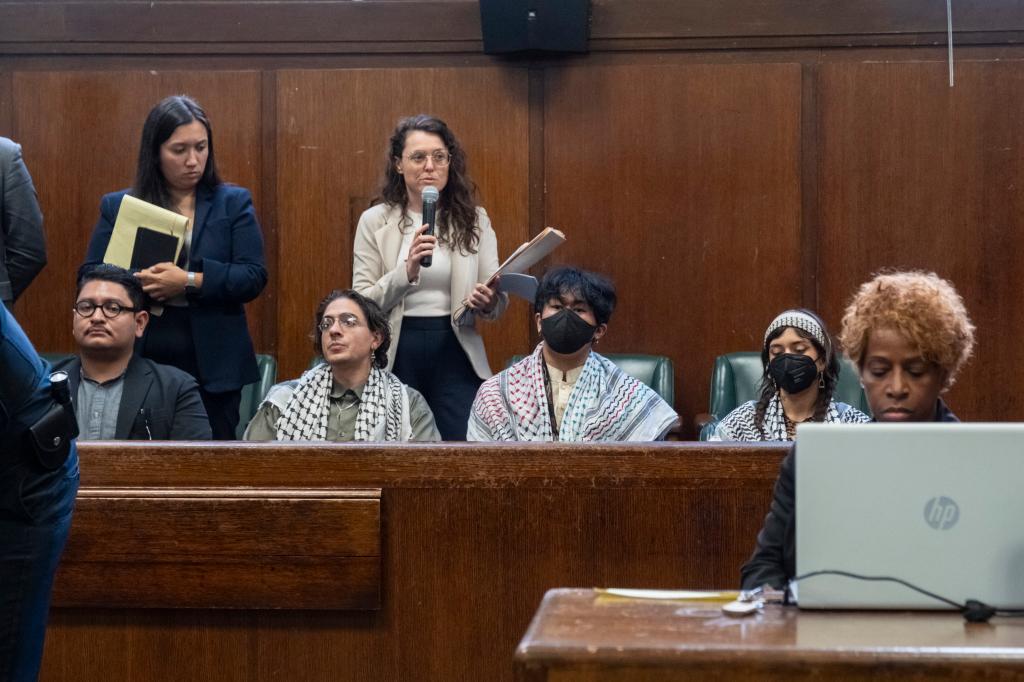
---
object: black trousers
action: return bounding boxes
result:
[141,306,240,440]
[392,316,482,441]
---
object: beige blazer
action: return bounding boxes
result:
[352,202,508,379]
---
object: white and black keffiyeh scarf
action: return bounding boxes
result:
[713,394,870,442]
[274,363,411,441]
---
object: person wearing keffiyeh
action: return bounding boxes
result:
[467,267,678,442]
[244,289,439,442]
[710,308,870,442]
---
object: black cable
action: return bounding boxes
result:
[789,570,1024,623]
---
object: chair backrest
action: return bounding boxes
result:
[505,353,675,405]
[40,352,74,369]
[700,351,870,440]
[237,354,278,438]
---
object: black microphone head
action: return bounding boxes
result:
[422,185,439,205]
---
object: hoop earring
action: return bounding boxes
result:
[818,374,825,390]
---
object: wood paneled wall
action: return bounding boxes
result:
[2,1,1023,432]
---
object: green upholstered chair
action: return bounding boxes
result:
[236,354,278,438]
[40,352,74,368]
[696,351,870,441]
[505,353,675,406]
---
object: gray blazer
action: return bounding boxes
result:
[54,354,212,440]
[0,137,46,304]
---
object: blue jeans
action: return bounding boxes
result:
[0,454,78,681]
[0,303,79,681]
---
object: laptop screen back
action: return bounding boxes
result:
[795,423,1024,610]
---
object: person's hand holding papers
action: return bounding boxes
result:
[135,262,192,301]
[465,276,501,315]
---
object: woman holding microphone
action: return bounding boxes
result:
[353,115,506,440]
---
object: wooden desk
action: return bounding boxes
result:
[42,442,786,682]
[516,588,1024,681]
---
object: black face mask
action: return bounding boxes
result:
[541,308,598,355]
[767,353,819,394]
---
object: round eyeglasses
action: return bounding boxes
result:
[73,300,139,319]
[318,314,363,333]
[404,150,451,168]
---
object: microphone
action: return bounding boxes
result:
[420,185,439,268]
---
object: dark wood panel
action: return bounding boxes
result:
[8,71,270,354]
[544,63,804,435]
[0,0,1022,53]
[0,72,11,134]
[64,490,380,558]
[41,443,785,682]
[817,60,1024,422]
[592,0,1024,40]
[54,488,381,609]
[55,558,381,610]
[0,1,480,44]
[274,67,530,380]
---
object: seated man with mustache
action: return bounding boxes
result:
[55,264,211,440]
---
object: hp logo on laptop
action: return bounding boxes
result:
[924,496,959,530]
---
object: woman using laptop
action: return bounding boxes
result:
[741,270,976,590]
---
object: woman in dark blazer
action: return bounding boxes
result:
[83,95,267,439]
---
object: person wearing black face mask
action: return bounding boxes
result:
[710,309,869,441]
[467,267,678,442]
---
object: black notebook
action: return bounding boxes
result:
[130,227,179,270]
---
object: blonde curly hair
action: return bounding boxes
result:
[839,271,975,388]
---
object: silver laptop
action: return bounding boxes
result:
[795,423,1024,610]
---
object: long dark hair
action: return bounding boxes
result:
[374,114,480,255]
[754,308,840,437]
[312,289,391,369]
[133,95,222,209]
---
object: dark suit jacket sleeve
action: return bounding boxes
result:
[194,187,267,306]
[83,192,121,267]
[740,446,796,590]
[1,139,46,301]
[171,373,213,440]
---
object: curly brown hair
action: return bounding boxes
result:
[373,114,480,255]
[839,270,975,388]
[311,289,391,369]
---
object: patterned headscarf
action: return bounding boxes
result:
[764,310,829,353]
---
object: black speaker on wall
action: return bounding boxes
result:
[480,0,590,55]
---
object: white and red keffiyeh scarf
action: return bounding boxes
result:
[467,344,677,442]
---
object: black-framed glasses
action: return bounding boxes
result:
[318,313,363,333]
[73,300,139,319]
[405,150,451,167]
